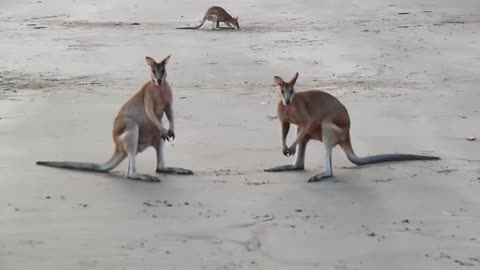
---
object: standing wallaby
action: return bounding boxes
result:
[176,6,239,30]
[264,72,440,182]
[36,55,193,182]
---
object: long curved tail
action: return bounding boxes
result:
[36,151,126,173]
[176,17,207,29]
[340,135,440,166]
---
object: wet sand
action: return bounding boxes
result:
[1,0,479,269]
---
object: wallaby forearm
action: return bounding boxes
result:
[144,91,165,132]
[281,122,290,147]
[165,105,174,130]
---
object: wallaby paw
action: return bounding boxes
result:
[128,174,161,182]
[156,167,193,175]
[159,128,170,142]
[264,165,303,172]
[307,173,332,183]
[167,129,175,141]
[174,168,194,175]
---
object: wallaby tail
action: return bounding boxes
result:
[176,17,206,29]
[340,135,440,166]
[36,151,126,173]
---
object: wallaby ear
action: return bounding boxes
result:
[160,55,171,66]
[145,56,156,67]
[235,16,239,20]
[289,72,299,85]
[274,76,285,86]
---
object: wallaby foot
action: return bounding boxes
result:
[264,164,304,172]
[128,173,161,182]
[156,167,193,175]
[307,172,333,183]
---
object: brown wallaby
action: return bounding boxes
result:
[177,6,239,30]
[264,72,440,182]
[36,55,193,182]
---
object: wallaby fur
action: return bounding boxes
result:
[264,72,440,182]
[36,55,193,182]
[177,6,239,30]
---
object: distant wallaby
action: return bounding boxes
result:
[264,72,440,182]
[177,6,240,30]
[37,55,193,182]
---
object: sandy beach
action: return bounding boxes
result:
[1,0,479,269]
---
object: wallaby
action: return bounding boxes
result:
[264,72,440,182]
[176,6,239,30]
[36,55,193,182]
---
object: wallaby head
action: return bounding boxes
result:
[232,16,240,29]
[274,72,299,105]
[145,55,171,86]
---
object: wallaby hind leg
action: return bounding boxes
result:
[307,143,333,182]
[119,119,160,182]
[294,136,309,169]
[264,132,310,172]
[308,123,340,182]
[155,138,193,175]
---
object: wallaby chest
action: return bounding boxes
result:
[278,102,302,126]
[150,83,172,116]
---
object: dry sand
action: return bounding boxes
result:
[1,0,479,269]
